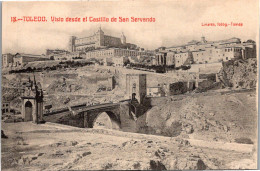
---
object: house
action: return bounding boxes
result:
[2,101,11,114]
[146,86,165,97]
[13,53,49,66]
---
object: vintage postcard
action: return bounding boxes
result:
[1,0,259,170]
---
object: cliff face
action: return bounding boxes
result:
[218,58,257,89]
[137,90,257,143]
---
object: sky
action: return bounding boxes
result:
[2,0,259,54]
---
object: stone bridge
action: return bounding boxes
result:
[77,103,122,129]
[23,73,149,132]
[54,100,143,131]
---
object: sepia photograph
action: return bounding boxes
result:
[1,0,259,170]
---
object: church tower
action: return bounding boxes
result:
[121,32,126,44]
[21,76,44,123]
[201,35,207,43]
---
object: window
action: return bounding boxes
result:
[226,57,228,60]
[132,83,136,93]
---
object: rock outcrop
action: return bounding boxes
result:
[218,58,257,89]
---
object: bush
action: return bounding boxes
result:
[181,65,191,70]
[234,137,254,144]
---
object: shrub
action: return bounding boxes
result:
[234,137,254,144]
[181,65,191,70]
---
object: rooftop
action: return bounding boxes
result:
[14,53,46,58]
[168,37,241,49]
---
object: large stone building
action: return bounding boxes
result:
[2,53,14,68]
[46,49,69,59]
[155,52,167,66]
[2,53,50,68]
[156,36,256,67]
[85,48,153,59]
[166,37,241,52]
[69,27,136,52]
[53,51,85,61]
[13,53,49,66]
[174,52,193,67]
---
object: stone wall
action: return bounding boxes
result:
[119,102,137,132]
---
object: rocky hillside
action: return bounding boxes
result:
[138,90,257,144]
[218,58,257,89]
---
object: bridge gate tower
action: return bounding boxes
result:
[21,76,44,123]
[126,74,147,104]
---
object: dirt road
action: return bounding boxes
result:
[1,122,256,170]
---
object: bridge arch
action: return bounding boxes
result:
[86,110,121,130]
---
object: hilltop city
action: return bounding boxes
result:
[2,27,256,70]
[2,26,258,170]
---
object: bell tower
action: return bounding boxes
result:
[21,76,44,123]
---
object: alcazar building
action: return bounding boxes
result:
[69,27,136,52]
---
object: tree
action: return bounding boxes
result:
[245,39,255,44]
[123,59,130,66]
